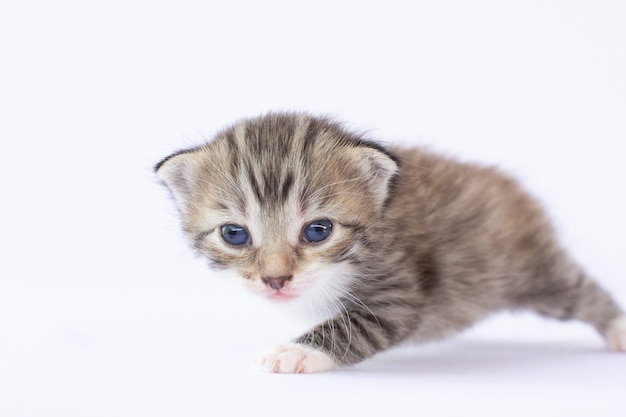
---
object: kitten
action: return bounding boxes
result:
[155,112,626,373]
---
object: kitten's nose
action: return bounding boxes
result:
[261,275,292,290]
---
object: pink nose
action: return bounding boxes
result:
[262,275,292,290]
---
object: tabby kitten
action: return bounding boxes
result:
[156,112,626,373]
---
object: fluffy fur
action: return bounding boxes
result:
[156,112,626,373]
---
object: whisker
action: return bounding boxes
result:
[330,283,382,331]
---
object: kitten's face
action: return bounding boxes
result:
[156,114,398,304]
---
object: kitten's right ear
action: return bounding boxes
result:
[154,149,199,207]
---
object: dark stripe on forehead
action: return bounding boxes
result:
[244,161,294,206]
[296,118,323,206]
[223,130,240,177]
[280,172,294,203]
[301,118,321,160]
[246,161,264,203]
[247,113,297,156]
[246,122,263,155]
[263,170,293,205]
[238,116,302,206]
[275,118,296,157]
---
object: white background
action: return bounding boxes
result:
[1,1,625,416]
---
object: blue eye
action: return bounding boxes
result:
[303,219,333,243]
[221,224,250,246]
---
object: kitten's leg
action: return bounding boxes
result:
[515,256,626,351]
[606,316,626,351]
[259,306,415,373]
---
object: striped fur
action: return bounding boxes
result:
[156,112,626,372]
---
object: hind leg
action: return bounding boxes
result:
[514,256,626,351]
[605,316,626,351]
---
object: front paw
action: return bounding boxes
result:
[258,343,336,373]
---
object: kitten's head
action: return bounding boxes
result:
[156,113,398,304]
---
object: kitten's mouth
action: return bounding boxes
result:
[267,290,297,302]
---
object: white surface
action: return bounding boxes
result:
[1,1,625,416]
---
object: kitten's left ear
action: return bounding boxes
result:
[349,145,399,206]
[154,149,200,208]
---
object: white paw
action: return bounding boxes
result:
[605,315,626,352]
[258,343,336,373]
